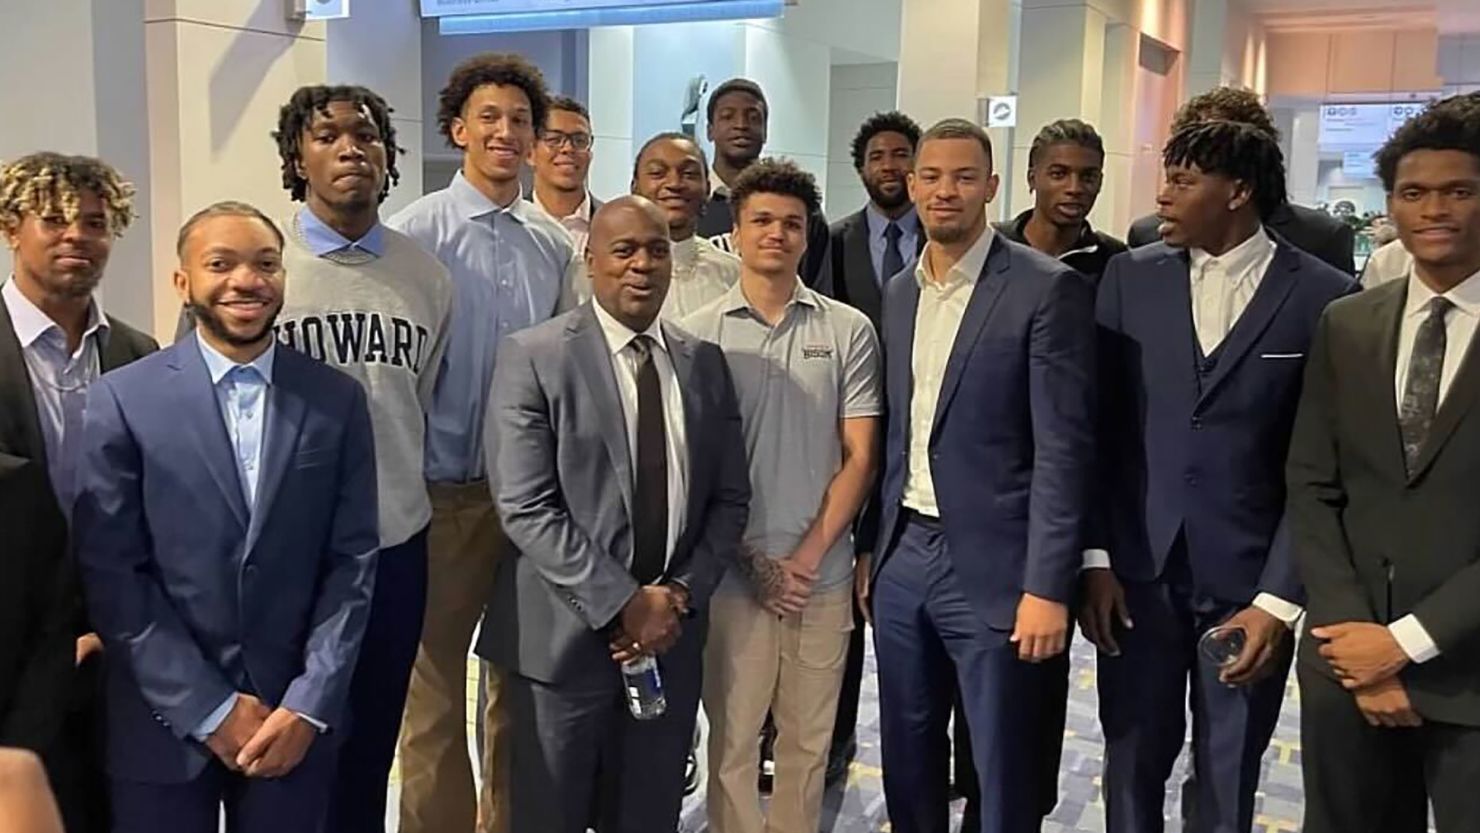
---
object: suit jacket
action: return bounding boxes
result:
[0,300,156,756]
[1127,204,1358,276]
[1289,279,1480,726]
[697,191,831,287]
[873,235,1097,627]
[479,303,750,685]
[1095,240,1357,604]
[73,339,380,783]
[820,208,926,331]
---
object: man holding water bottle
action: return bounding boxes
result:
[479,194,750,833]
[1083,120,1356,833]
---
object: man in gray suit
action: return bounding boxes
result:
[479,195,750,833]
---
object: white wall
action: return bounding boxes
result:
[827,63,898,217]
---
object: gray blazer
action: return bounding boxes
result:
[478,302,750,684]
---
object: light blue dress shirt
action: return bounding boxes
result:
[1,277,107,518]
[865,204,921,286]
[296,206,385,259]
[388,171,573,482]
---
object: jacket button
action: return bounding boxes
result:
[1185,473,1199,486]
[1191,417,1203,429]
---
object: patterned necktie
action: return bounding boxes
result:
[629,335,668,584]
[882,221,905,285]
[1399,296,1453,474]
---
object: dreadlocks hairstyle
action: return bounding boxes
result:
[437,53,551,149]
[1171,86,1280,141]
[706,78,768,125]
[1027,119,1105,169]
[0,152,135,236]
[1162,121,1289,220]
[918,118,995,170]
[273,85,401,204]
[632,132,710,180]
[850,111,923,171]
[1376,93,1480,193]
[730,158,822,223]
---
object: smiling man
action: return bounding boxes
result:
[531,96,601,257]
[266,84,452,833]
[388,53,573,833]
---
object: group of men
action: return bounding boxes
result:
[2,43,1480,833]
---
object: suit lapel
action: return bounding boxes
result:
[1197,244,1300,406]
[664,322,700,558]
[888,270,921,429]
[245,351,306,555]
[0,302,47,467]
[170,342,250,531]
[99,317,137,372]
[1362,286,1411,482]
[1153,249,1200,401]
[930,237,1010,442]
[571,307,635,520]
[842,212,883,322]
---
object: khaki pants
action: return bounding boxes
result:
[397,482,510,833]
[703,585,855,833]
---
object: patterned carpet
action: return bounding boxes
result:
[384,633,1311,832]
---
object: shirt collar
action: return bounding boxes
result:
[1189,226,1274,279]
[1404,267,1480,320]
[296,207,385,258]
[1005,209,1100,258]
[196,330,277,385]
[865,204,920,241]
[719,276,817,315]
[449,169,529,224]
[916,223,994,289]
[710,167,731,198]
[534,189,592,225]
[591,299,669,357]
[2,275,107,349]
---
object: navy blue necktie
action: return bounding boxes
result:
[881,221,905,285]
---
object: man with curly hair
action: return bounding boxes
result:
[265,84,453,833]
[1125,86,1356,275]
[0,151,157,833]
[685,158,881,833]
[387,52,575,833]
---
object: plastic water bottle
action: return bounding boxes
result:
[621,655,667,720]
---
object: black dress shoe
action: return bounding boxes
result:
[825,735,856,786]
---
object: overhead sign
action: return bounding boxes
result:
[1318,101,1430,149]
[1342,150,1377,180]
[986,95,1018,129]
[423,0,697,14]
[432,0,782,31]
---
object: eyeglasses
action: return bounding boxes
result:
[540,131,594,152]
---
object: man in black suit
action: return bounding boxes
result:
[816,110,922,785]
[1125,87,1356,276]
[1288,94,1480,833]
[695,78,830,286]
[0,152,158,833]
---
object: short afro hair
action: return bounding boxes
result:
[850,111,922,171]
[1376,93,1480,193]
[0,152,135,236]
[547,95,590,125]
[1163,121,1288,220]
[917,118,994,170]
[273,84,401,204]
[706,78,768,125]
[176,200,284,257]
[632,132,710,180]
[437,53,550,149]
[1172,86,1279,141]
[1028,119,1105,169]
[730,158,822,224]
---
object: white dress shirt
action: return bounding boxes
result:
[535,189,593,259]
[1084,228,1300,626]
[901,224,994,517]
[1386,267,1480,664]
[592,300,690,567]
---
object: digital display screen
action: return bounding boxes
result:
[422,0,707,16]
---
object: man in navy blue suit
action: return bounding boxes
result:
[73,201,379,833]
[869,118,1096,833]
[1084,121,1356,833]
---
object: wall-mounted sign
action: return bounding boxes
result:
[1318,101,1433,150]
[986,95,1018,129]
[430,0,783,32]
[1342,149,1377,180]
[289,0,349,20]
[423,0,695,15]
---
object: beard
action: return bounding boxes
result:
[864,177,910,212]
[187,297,279,348]
[46,268,104,299]
[925,222,970,245]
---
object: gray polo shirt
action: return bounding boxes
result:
[682,278,883,593]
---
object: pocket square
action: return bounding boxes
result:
[1260,353,1304,359]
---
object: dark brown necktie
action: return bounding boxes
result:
[629,335,668,584]
[1399,296,1453,474]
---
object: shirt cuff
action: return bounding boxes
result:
[1252,593,1304,629]
[1389,615,1441,664]
[191,694,238,741]
[1081,549,1111,571]
[293,711,328,733]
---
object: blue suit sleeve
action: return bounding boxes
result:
[279,382,379,731]
[74,379,237,740]
[1023,269,1098,603]
[191,695,237,741]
